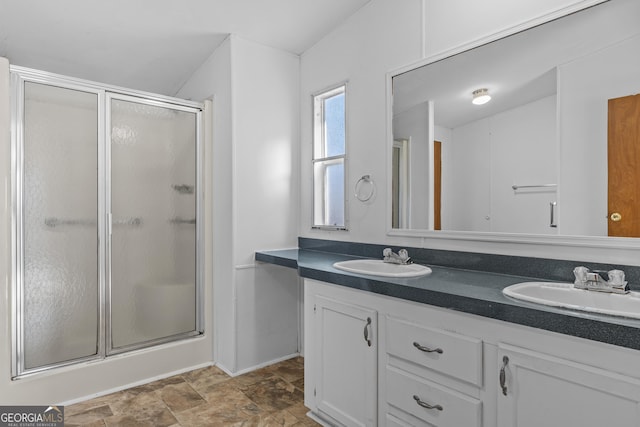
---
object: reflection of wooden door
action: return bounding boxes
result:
[434,140,442,230]
[608,94,640,237]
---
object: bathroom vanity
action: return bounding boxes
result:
[256,240,640,427]
[304,279,640,427]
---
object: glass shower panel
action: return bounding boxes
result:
[22,82,99,370]
[110,97,197,349]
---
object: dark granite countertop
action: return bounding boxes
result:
[256,245,640,351]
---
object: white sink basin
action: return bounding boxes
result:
[333,259,432,278]
[503,282,640,319]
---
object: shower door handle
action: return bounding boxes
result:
[108,213,113,236]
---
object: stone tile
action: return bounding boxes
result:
[143,408,178,427]
[84,421,106,427]
[108,390,172,422]
[265,358,305,383]
[103,407,177,427]
[240,377,304,412]
[286,402,309,420]
[123,375,186,397]
[182,365,231,395]
[64,393,123,417]
[286,402,321,426]
[174,407,249,426]
[103,414,156,427]
[64,404,113,425]
[232,409,306,427]
[201,381,265,418]
[229,368,276,388]
[157,382,206,413]
[291,377,304,393]
[65,357,308,426]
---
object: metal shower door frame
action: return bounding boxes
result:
[10,66,204,378]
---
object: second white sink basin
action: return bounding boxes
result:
[503,281,640,319]
[333,259,432,278]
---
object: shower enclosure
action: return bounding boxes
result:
[11,67,203,377]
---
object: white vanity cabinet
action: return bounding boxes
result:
[305,279,487,427]
[497,343,640,427]
[304,278,640,427]
[304,284,378,426]
[382,316,484,426]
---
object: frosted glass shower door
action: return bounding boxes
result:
[20,82,100,371]
[109,95,199,350]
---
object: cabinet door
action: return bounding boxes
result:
[497,343,640,427]
[314,295,377,427]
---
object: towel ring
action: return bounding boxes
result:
[355,175,375,202]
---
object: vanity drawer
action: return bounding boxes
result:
[386,316,482,386]
[386,366,481,427]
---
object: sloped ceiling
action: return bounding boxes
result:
[0,0,370,95]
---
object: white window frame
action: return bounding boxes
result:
[312,84,347,230]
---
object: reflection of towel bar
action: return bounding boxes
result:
[114,217,142,226]
[512,183,557,191]
[169,217,196,225]
[172,184,194,194]
[45,217,142,227]
[45,218,94,227]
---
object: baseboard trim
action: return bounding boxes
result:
[218,352,301,378]
[59,361,215,406]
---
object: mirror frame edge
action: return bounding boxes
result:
[384,0,640,258]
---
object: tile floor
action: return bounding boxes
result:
[65,357,320,426]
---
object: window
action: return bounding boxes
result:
[313,85,346,229]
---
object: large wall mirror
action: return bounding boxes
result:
[391,0,640,240]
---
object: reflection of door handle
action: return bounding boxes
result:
[610,212,622,222]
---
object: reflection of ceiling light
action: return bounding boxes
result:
[472,88,491,105]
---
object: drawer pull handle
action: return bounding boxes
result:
[413,341,443,354]
[500,355,509,396]
[413,395,443,411]
[363,317,372,347]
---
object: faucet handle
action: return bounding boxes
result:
[398,249,412,264]
[608,269,626,286]
[573,266,589,284]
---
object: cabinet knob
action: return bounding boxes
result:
[610,212,622,222]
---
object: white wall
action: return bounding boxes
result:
[0,59,215,405]
[177,36,300,374]
[444,96,558,234]
[446,118,492,232]
[558,33,640,237]
[300,0,423,242]
[231,37,300,372]
[424,0,607,57]
[490,96,558,234]
[300,0,640,265]
[176,37,236,372]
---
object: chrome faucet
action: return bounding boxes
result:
[573,266,630,294]
[383,248,412,265]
